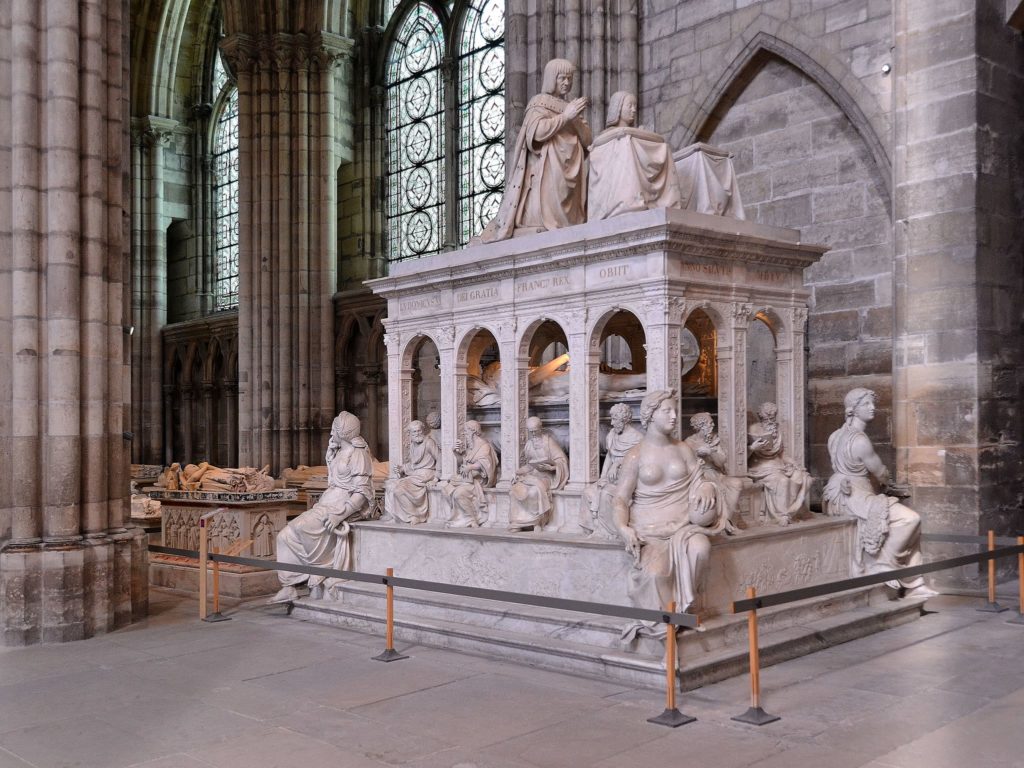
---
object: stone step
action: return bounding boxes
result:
[290,586,926,691]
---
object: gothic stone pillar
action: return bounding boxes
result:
[0,0,148,646]
[221,30,353,473]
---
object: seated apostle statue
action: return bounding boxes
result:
[747,402,812,525]
[383,420,439,524]
[441,420,499,528]
[580,403,644,538]
[684,412,747,530]
[270,411,374,603]
[479,58,591,242]
[822,388,936,597]
[587,90,682,221]
[509,416,569,531]
[613,390,734,631]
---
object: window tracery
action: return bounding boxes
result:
[211,52,239,310]
[384,0,505,262]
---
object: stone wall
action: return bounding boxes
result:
[702,56,893,483]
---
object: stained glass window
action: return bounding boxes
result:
[212,66,239,310]
[457,0,505,245]
[384,0,505,262]
[385,4,445,262]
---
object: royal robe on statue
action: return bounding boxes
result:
[480,93,589,242]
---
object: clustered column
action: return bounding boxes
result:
[0,0,148,646]
[221,31,353,473]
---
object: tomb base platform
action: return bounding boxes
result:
[149,554,280,599]
[289,516,927,690]
[145,488,297,598]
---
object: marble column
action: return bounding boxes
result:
[567,327,599,487]
[0,0,148,646]
[130,115,177,466]
[716,303,752,476]
[221,30,353,473]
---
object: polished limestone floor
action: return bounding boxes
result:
[0,590,1022,768]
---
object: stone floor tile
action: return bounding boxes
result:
[248,652,482,710]
[94,697,274,752]
[350,672,616,750]
[401,746,542,768]
[0,716,167,768]
[270,702,453,763]
[0,747,34,768]
[745,742,877,768]
[126,755,216,767]
[189,728,390,768]
[484,701,686,768]
[0,667,164,734]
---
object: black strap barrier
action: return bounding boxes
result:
[921,533,1019,546]
[733,543,1024,613]
[148,544,701,629]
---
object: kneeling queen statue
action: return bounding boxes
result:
[270,411,374,603]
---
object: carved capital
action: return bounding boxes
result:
[137,115,178,150]
[731,302,753,325]
[191,102,213,120]
[219,34,257,74]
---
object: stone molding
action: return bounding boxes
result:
[220,30,354,74]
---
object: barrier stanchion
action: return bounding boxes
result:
[732,586,780,726]
[198,516,209,620]
[648,601,696,727]
[978,530,1008,613]
[373,567,408,662]
[203,539,253,623]
[1009,536,1024,626]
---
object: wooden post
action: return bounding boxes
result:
[212,547,221,613]
[1019,536,1024,616]
[198,517,208,620]
[988,529,997,604]
[731,587,780,725]
[665,600,677,711]
[203,538,253,625]
[646,601,695,727]
[1009,536,1024,625]
[979,529,1008,613]
[373,567,408,662]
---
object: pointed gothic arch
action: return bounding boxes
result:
[690,32,891,207]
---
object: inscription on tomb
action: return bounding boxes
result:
[399,293,443,315]
[455,285,501,306]
[516,272,571,297]
[681,261,731,278]
[751,269,788,285]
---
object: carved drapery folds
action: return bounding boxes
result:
[219,29,354,473]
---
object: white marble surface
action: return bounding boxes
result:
[351,515,854,615]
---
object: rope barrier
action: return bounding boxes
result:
[732,542,1024,613]
[149,526,1024,728]
[147,545,701,629]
